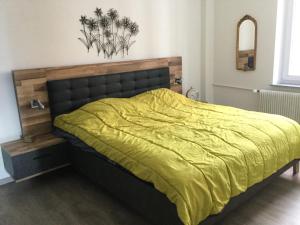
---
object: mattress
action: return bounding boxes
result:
[54,88,300,225]
[54,128,135,176]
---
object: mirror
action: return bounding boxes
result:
[236,15,257,71]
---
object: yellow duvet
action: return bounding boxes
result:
[55,88,300,225]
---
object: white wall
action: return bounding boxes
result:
[0,0,202,180]
[201,0,215,103]
[211,0,279,110]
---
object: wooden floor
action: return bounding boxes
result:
[0,167,299,225]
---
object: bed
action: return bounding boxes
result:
[47,66,300,225]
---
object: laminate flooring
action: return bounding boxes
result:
[0,167,299,225]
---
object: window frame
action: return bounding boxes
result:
[277,0,300,85]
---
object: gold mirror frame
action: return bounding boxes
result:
[236,15,257,71]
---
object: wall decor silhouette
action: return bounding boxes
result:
[79,8,139,59]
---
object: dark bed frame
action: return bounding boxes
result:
[47,67,300,225]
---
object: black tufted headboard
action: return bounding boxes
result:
[47,67,170,119]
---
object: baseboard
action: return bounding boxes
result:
[0,176,14,186]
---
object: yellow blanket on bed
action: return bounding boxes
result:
[54,88,300,225]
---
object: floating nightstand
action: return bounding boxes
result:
[1,134,70,182]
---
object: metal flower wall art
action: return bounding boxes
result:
[79,8,140,59]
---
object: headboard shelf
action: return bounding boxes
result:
[12,57,182,138]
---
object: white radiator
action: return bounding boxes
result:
[258,90,300,123]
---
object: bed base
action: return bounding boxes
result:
[293,162,299,175]
[69,145,299,225]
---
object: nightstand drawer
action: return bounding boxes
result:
[13,143,69,180]
[2,139,70,181]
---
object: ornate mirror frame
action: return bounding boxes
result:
[236,15,258,71]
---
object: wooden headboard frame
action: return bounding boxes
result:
[13,57,182,139]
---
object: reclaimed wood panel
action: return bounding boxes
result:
[13,57,182,138]
[2,133,65,156]
[170,84,183,94]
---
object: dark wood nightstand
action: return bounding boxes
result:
[1,133,70,182]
